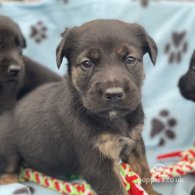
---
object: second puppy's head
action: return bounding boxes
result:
[0,16,26,85]
[178,51,195,102]
[57,20,157,119]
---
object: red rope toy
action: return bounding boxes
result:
[19,148,195,195]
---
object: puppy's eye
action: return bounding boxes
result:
[80,60,94,70]
[126,56,136,65]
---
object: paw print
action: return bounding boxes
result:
[132,0,149,7]
[165,31,188,64]
[140,0,149,7]
[58,0,68,4]
[30,21,47,43]
[150,109,177,146]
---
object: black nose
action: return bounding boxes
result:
[8,65,21,76]
[104,87,124,103]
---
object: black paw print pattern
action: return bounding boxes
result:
[58,0,68,4]
[30,21,47,43]
[150,109,177,146]
[132,0,149,7]
[165,31,188,64]
[140,0,149,7]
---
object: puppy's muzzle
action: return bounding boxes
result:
[8,65,22,77]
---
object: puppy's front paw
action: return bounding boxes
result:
[0,174,18,185]
[119,137,136,163]
[95,134,135,161]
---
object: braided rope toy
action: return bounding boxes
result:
[19,163,147,195]
[19,148,195,195]
[151,148,195,182]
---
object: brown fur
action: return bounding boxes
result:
[0,16,62,115]
[0,19,159,195]
[0,174,18,184]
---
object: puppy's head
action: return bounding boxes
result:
[0,16,26,85]
[178,50,195,102]
[57,20,157,119]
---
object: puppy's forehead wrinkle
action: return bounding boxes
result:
[76,35,144,57]
[74,22,145,45]
[77,48,101,60]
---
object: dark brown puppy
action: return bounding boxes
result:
[190,186,195,195]
[0,20,158,195]
[178,50,195,101]
[0,16,62,115]
[178,51,195,195]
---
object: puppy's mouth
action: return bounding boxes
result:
[97,107,132,119]
[7,75,22,82]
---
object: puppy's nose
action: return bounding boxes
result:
[104,87,124,103]
[8,65,21,76]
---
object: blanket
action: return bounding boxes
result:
[0,0,195,194]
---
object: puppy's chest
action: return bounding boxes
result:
[105,119,131,137]
[92,119,140,162]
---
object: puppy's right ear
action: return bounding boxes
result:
[56,28,73,69]
[21,35,27,48]
[189,50,195,69]
[56,38,66,69]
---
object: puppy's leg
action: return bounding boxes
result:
[121,124,143,162]
[0,174,18,185]
[190,186,195,195]
[0,130,19,184]
[127,138,160,195]
[80,155,127,195]
[94,133,135,162]
[0,154,19,184]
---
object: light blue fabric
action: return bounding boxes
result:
[0,0,195,194]
[0,183,31,195]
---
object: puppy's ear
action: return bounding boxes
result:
[143,34,158,65]
[56,28,73,69]
[15,22,27,48]
[189,50,195,69]
[21,36,27,48]
[56,38,66,69]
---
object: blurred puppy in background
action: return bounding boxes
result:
[178,51,195,195]
[0,16,62,115]
[190,186,195,195]
[178,50,195,101]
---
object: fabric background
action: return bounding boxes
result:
[0,0,195,194]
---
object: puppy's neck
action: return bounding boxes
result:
[0,83,19,112]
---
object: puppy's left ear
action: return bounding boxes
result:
[143,34,158,65]
[15,23,27,48]
[56,28,75,69]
